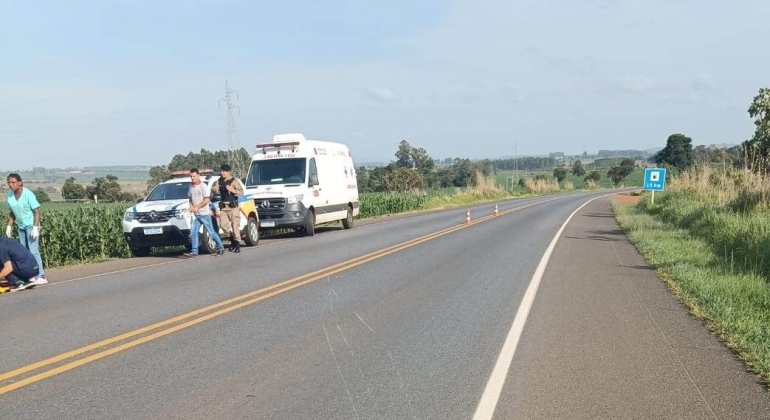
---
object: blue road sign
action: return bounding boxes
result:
[643,168,666,191]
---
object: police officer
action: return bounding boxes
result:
[217,164,245,253]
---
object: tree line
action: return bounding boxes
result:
[61,175,138,202]
[355,140,496,192]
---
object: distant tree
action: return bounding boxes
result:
[608,165,634,186]
[167,147,250,177]
[620,158,636,169]
[355,166,371,192]
[86,174,123,202]
[491,157,557,172]
[654,134,694,172]
[711,149,732,166]
[393,140,434,176]
[33,188,51,203]
[382,167,424,192]
[119,192,138,202]
[584,171,601,184]
[571,160,586,177]
[553,166,568,183]
[479,159,494,177]
[62,177,86,200]
[368,166,390,191]
[147,165,170,190]
[394,140,412,168]
[412,146,435,175]
[745,87,770,172]
[693,145,712,166]
[450,158,477,187]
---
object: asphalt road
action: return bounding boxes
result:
[1,191,768,419]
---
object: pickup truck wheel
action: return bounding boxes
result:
[199,228,217,254]
[130,247,151,257]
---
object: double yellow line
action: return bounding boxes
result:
[0,196,562,395]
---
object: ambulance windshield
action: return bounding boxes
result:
[246,158,307,187]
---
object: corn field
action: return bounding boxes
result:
[358,192,430,218]
[0,204,130,267]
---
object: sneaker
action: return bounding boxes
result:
[182,252,199,258]
[10,282,28,292]
[25,276,49,289]
[215,249,225,256]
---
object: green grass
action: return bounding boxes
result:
[614,196,770,388]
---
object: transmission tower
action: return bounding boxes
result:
[219,80,246,177]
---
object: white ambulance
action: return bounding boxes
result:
[243,133,360,236]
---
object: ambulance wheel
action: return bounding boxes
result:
[244,216,260,246]
[304,210,316,237]
[342,206,354,229]
[130,247,151,257]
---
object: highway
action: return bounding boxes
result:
[1,191,769,420]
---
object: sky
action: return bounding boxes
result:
[1,0,769,170]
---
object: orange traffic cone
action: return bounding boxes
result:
[465,209,471,225]
[494,204,499,216]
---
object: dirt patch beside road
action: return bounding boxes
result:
[613,192,642,204]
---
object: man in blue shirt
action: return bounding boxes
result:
[0,237,44,291]
[5,173,46,282]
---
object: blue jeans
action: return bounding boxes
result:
[18,227,45,277]
[190,214,223,254]
[7,266,38,286]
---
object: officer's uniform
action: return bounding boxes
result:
[218,175,245,251]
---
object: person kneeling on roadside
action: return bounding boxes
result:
[0,236,45,292]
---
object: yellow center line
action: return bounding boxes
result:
[0,194,570,395]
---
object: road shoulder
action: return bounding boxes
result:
[495,195,770,419]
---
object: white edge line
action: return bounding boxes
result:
[472,193,613,420]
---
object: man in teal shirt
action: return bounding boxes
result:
[5,173,46,282]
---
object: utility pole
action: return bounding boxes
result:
[219,80,246,178]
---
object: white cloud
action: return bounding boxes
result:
[364,87,401,103]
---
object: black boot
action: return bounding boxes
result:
[228,235,236,252]
[232,240,241,253]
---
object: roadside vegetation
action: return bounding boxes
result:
[614,87,770,388]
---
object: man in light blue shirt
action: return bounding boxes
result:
[5,173,46,282]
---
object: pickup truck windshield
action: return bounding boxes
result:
[145,182,191,201]
[246,158,306,187]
